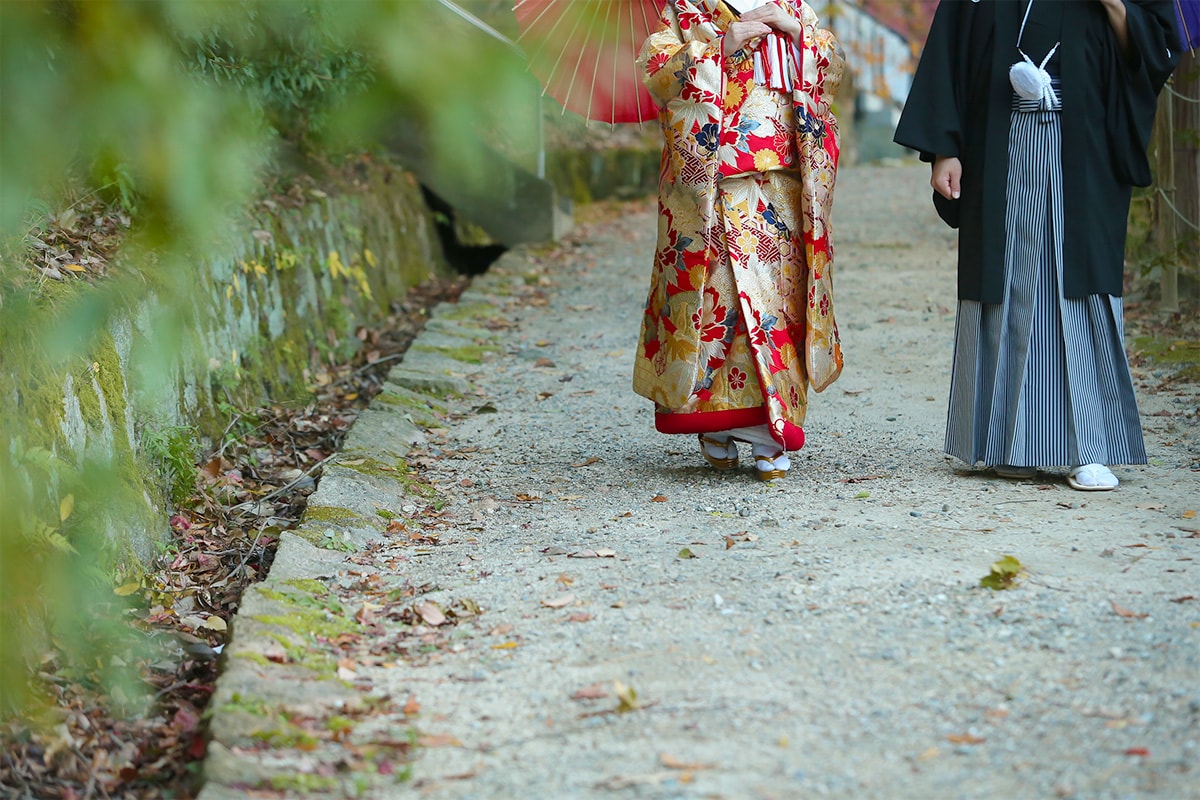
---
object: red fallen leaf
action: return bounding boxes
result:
[571,683,609,701]
[1111,601,1148,619]
[186,733,207,760]
[1125,747,1150,757]
[169,514,191,532]
[403,696,421,716]
[651,494,668,502]
[172,705,200,735]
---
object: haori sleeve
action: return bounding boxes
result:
[1104,0,1181,186]
[637,5,725,107]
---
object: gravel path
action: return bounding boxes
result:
[200,163,1199,800]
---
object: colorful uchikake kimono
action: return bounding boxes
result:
[632,0,844,452]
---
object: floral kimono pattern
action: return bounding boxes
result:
[632,0,843,450]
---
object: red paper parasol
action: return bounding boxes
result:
[514,0,667,124]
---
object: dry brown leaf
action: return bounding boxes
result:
[651,494,668,502]
[660,753,716,770]
[417,733,462,748]
[570,456,601,468]
[1111,601,1148,619]
[946,733,986,745]
[416,601,446,626]
[403,696,421,716]
[567,612,593,623]
[541,593,575,609]
[571,683,608,701]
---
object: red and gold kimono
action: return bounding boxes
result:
[633,0,843,451]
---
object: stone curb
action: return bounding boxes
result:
[198,249,532,798]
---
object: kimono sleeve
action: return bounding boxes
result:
[637,7,726,108]
[1105,0,1181,187]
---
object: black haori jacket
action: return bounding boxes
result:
[894,0,1179,303]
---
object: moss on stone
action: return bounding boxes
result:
[410,343,498,365]
[283,577,331,596]
[438,301,501,323]
[305,505,369,527]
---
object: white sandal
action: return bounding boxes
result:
[1067,463,1118,491]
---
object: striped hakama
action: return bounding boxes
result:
[945,86,1147,468]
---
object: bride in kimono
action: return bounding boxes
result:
[633,0,844,481]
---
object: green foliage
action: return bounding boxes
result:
[179,1,373,150]
[980,555,1025,591]
[0,0,536,719]
[143,425,200,506]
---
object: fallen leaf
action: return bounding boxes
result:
[541,593,575,609]
[200,616,227,632]
[660,754,716,770]
[416,601,447,626]
[59,494,74,522]
[614,680,639,712]
[567,612,593,623]
[1111,601,1148,620]
[651,494,668,502]
[571,683,608,701]
[1124,747,1150,757]
[916,747,941,761]
[946,733,986,745]
[489,623,514,636]
[1169,595,1195,603]
[403,696,421,716]
[491,641,519,650]
[417,733,462,748]
[534,357,555,368]
[980,555,1024,590]
[677,548,697,559]
[1183,510,1197,520]
[113,581,142,597]
[570,457,600,468]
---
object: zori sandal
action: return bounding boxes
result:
[1067,463,1118,491]
[698,434,738,470]
[993,464,1037,479]
[753,449,790,482]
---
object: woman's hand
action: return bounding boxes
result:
[932,156,962,200]
[739,2,803,42]
[724,20,773,56]
[722,2,802,56]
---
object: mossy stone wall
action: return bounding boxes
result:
[4,162,448,567]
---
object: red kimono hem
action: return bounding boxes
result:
[655,409,805,451]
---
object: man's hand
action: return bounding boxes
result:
[932,155,962,200]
